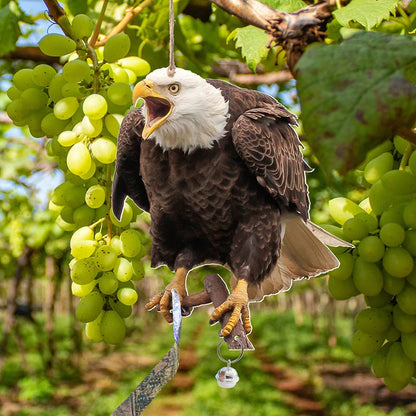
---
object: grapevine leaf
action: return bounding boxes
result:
[296,32,416,175]
[333,0,399,29]
[260,0,306,12]
[64,0,88,15]
[232,26,269,72]
[0,5,20,57]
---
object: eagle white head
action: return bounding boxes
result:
[132,68,229,152]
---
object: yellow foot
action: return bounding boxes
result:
[145,267,188,323]
[209,279,252,337]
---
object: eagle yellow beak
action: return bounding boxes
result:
[133,80,173,139]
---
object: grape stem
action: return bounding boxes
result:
[86,43,100,94]
[89,0,109,48]
[89,217,106,230]
[105,165,113,241]
[400,142,413,171]
[94,0,155,48]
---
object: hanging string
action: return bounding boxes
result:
[167,0,176,77]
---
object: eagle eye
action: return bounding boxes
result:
[168,83,180,94]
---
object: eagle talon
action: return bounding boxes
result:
[145,267,188,323]
[209,279,252,337]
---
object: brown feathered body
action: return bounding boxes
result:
[113,79,339,301]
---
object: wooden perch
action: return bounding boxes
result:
[182,274,255,351]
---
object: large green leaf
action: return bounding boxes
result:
[296,32,416,175]
[262,0,306,12]
[0,5,19,57]
[333,0,399,29]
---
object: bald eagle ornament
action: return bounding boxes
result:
[112,68,347,337]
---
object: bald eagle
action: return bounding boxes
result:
[112,68,347,336]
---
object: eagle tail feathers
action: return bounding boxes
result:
[246,213,347,302]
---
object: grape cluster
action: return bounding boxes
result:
[6,14,151,344]
[326,137,416,391]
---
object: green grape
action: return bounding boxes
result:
[64,183,86,208]
[107,82,132,106]
[58,130,79,147]
[49,136,67,157]
[342,217,369,241]
[125,68,137,84]
[73,204,95,226]
[90,137,116,164]
[85,312,104,342]
[328,276,359,300]
[83,94,108,120]
[354,307,392,335]
[100,310,126,344]
[393,136,409,154]
[396,284,416,315]
[379,222,405,247]
[117,287,138,305]
[353,258,383,296]
[110,236,122,255]
[71,240,97,259]
[364,152,394,184]
[403,200,416,229]
[384,325,400,342]
[71,14,94,39]
[110,299,132,318]
[60,205,74,223]
[81,116,102,138]
[329,252,354,280]
[401,331,416,360]
[371,342,392,378]
[105,113,123,138]
[383,247,414,278]
[48,200,63,214]
[61,82,83,98]
[56,215,76,231]
[79,159,96,180]
[71,257,98,284]
[110,203,133,227]
[20,88,49,110]
[131,259,145,280]
[41,112,68,137]
[113,257,133,282]
[351,330,384,357]
[407,267,416,288]
[329,197,366,225]
[54,96,79,120]
[381,170,416,195]
[94,204,107,222]
[70,226,95,248]
[385,342,414,388]
[62,59,91,83]
[409,150,416,175]
[6,99,29,122]
[85,185,106,208]
[379,205,405,228]
[71,280,96,297]
[103,33,131,63]
[7,86,21,100]
[39,34,77,57]
[94,245,118,271]
[384,375,410,392]
[67,142,92,176]
[368,180,390,216]
[383,271,406,295]
[120,229,142,258]
[48,74,67,103]
[98,272,119,295]
[393,304,416,333]
[365,291,393,308]
[110,65,130,84]
[32,64,56,87]
[28,111,47,138]
[118,56,151,77]
[75,291,104,323]
[354,212,378,233]
[357,236,385,263]
[12,68,36,90]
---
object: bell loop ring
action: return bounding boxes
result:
[217,336,244,364]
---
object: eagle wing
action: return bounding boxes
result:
[231,103,310,220]
[112,108,150,219]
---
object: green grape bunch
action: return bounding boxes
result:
[325,137,416,391]
[6,14,151,344]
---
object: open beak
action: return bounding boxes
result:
[133,80,173,139]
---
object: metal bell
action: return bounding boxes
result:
[215,361,239,388]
